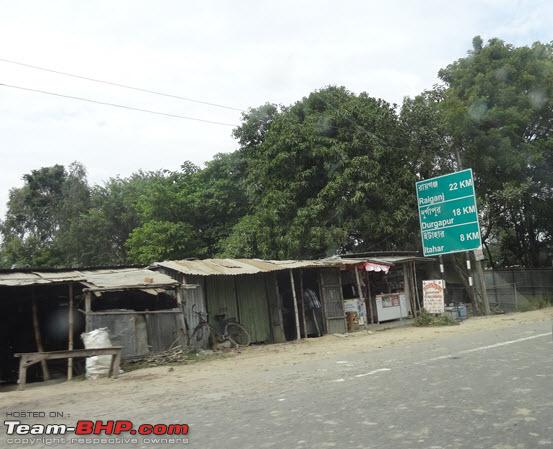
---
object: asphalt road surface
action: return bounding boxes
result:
[2,319,552,449]
[181,320,553,449]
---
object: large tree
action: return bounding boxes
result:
[0,163,90,267]
[437,37,553,267]
[221,86,418,259]
[124,152,249,264]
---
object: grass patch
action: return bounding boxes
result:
[414,309,460,327]
[516,295,553,312]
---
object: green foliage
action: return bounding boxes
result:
[1,37,552,268]
[515,295,552,312]
[0,162,90,267]
[414,309,460,327]
[437,38,553,267]
[222,87,418,258]
[126,220,200,264]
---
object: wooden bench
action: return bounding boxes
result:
[14,347,122,390]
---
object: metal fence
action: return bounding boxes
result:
[484,269,553,313]
[438,269,553,314]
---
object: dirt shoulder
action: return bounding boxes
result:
[1,307,551,410]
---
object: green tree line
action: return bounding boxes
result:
[1,37,552,268]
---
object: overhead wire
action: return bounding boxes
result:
[0,57,244,112]
[0,82,238,127]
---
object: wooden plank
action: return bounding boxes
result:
[15,347,122,358]
[84,309,183,315]
[16,347,122,390]
[83,284,177,293]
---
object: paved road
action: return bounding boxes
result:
[172,321,553,449]
[2,319,552,449]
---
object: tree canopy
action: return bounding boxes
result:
[1,37,552,268]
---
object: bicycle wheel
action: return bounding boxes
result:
[225,322,251,347]
[192,324,209,343]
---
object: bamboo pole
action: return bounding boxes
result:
[289,269,301,341]
[31,289,50,381]
[67,284,74,380]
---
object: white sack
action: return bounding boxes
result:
[81,327,113,380]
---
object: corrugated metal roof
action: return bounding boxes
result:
[153,257,373,276]
[0,268,178,289]
[344,256,433,265]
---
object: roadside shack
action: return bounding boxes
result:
[152,258,365,346]
[152,256,433,346]
[0,267,182,386]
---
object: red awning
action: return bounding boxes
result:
[362,262,391,274]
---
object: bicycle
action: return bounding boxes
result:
[190,304,251,347]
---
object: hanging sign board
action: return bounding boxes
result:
[416,169,482,257]
[422,280,445,314]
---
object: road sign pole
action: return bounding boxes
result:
[416,168,489,314]
[439,255,446,304]
[465,252,475,307]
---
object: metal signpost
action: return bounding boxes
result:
[416,169,488,313]
[416,169,482,257]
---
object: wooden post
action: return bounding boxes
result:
[299,269,307,338]
[412,261,422,312]
[84,291,92,332]
[473,253,491,315]
[17,359,27,390]
[403,263,416,317]
[31,289,50,381]
[176,287,189,347]
[289,269,301,341]
[67,284,74,381]
[109,352,121,378]
[354,267,367,328]
[364,270,374,324]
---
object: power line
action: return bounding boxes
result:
[0,82,238,127]
[0,57,244,112]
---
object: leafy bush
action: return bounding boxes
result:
[414,309,460,327]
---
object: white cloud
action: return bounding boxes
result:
[1,0,552,216]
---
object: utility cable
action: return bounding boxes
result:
[0,82,238,127]
[0,57,244,112]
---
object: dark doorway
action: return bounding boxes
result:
[276,271,297,341]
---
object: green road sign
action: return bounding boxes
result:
[416,169,482,257]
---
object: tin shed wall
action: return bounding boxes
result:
[235,274,272,344]
[205,276,239,321]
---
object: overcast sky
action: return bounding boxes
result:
[1,0,551,216]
